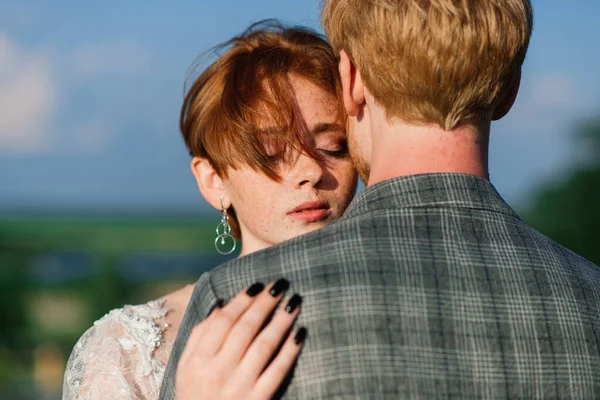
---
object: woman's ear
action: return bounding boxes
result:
[190,157,230,211]
[493,68,522,121]
[339,50,365,117]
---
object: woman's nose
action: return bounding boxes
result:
[289,152,324,188]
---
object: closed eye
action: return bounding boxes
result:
[319,149,348,158]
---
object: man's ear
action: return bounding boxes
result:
[339,50,365,117]
[492,68,522,121]
[190,157,230,211]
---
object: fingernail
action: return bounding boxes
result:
[207,298,224,316]
[294,327,307,345]
[246,282,265,297]
[269,278,290,297]
[285,294,303,313]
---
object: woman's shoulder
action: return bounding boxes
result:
[90,299,171,359]
[63,285,195,399]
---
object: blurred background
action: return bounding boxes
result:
[1,0,599,398]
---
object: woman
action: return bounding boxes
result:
[63,21,357,399]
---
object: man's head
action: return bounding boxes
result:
[322,0,533,180]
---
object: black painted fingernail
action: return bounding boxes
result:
[246,282,265,297]
[285,294,303,313]
[207,298,224,316]
[269,278,290,297]
[294,327,307,345]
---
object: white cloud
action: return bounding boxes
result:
[0,35,149,155]
[0,33,56,153]
[70,42,147,78]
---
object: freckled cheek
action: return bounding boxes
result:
[238,181,281,215]
[228,176,263,216]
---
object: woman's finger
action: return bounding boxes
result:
[186,281,267,360]
[233,293,302,385]
[253,327,307,399]
[217,278,290,364]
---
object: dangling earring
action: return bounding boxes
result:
[215,197,236,255]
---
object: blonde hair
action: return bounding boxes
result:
[322,0,533,130]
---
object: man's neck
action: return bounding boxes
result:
[367,113,490,187]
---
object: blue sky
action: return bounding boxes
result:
[1,0,599,215]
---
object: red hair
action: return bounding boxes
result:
[180,20,344,237]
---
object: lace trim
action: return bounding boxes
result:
[102,299,170,377]
[63,299,172,399]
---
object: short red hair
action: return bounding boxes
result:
[180,20,344,237]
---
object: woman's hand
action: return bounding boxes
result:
[175,279,307,400]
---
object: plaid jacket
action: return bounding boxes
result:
[160,173,600,399]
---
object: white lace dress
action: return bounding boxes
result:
[63,299,173,400]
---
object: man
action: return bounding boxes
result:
[161,1,600,398]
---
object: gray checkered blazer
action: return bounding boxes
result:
[159,174,600,399]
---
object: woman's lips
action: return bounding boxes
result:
[287,201,331,222]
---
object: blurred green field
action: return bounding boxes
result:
[0,214,233,399]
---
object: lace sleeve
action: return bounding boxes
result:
[62,300,171,400]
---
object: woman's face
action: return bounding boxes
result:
[224,76,358,253]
